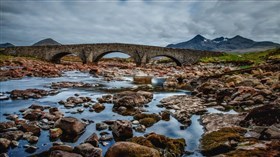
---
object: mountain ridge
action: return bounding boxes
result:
[167,35,280,53]
[0,43,15,48]
[32,38,61,46]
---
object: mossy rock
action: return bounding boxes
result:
[134,113,161,121]
[105,142,160,157]
[129,133,186,156]
[139,118,158,127]
[134,113,161,127]
[224,149,270,157]
[200,127,246,156]
[224,140,280,157]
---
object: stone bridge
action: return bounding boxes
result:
[1,43,222,66]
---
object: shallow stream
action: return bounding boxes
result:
[0,71,235,156]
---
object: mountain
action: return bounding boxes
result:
[0,43,15,48]
[167,35,280,53]
[32,38,61,46]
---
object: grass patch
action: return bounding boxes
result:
[200,48,280,65]
[0,54,40,62]
[238,65,252,69]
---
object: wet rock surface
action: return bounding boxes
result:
[160,95,206,125]
[112,91,153,115]
[201,113,246,134]
[10,89,58,99]
[112,120,133,141]
[55,117,87,135]
[51,81,98,89]
[59,95,92,108]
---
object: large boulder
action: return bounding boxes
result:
[112,120,133,141]
[129,133,186,156]
[201,127,246,156]
[50,150,82,157]
[0,138,11,153]
[55,117,87,135]
[73,143,102,157]
[240,104,280,127]
[105,142,160,157]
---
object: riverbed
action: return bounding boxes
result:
[0,71,236,157]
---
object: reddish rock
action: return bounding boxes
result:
[49,128,63,139]
[21,122,41,136]
[84,133,99,147]
[55,117,87,135]
[112,120,133,141]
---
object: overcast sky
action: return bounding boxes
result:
[1,0,280,46]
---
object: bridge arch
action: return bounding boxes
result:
[147,55,182,66]
[50,52,86,64]
[92,51,140,66]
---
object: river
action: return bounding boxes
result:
[0,71,236,156]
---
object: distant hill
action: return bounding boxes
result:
[0,43,15,48]
[32,38,61,46]
[167,35,280,53]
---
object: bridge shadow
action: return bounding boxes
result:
[93,51,138,66]
[148,55,182,66]
[51,52,85,64]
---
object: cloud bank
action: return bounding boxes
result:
[1,0,279,46]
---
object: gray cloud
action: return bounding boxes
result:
[0,0,279,46]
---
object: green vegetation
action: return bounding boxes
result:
[61,55,82,62]
[200,48,280,65]
[0,54,40,62]
[0,54,15,61]
[201,127,246,156]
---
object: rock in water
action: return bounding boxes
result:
[49,128,63,139]
[112,120,133,141]
[112,91,153,115]
[84,133,99,147]
[73,143,102,157]
[50,150,82,157]
[113,91,153,108]
[55,117,86,135]
[105,142,160,157]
